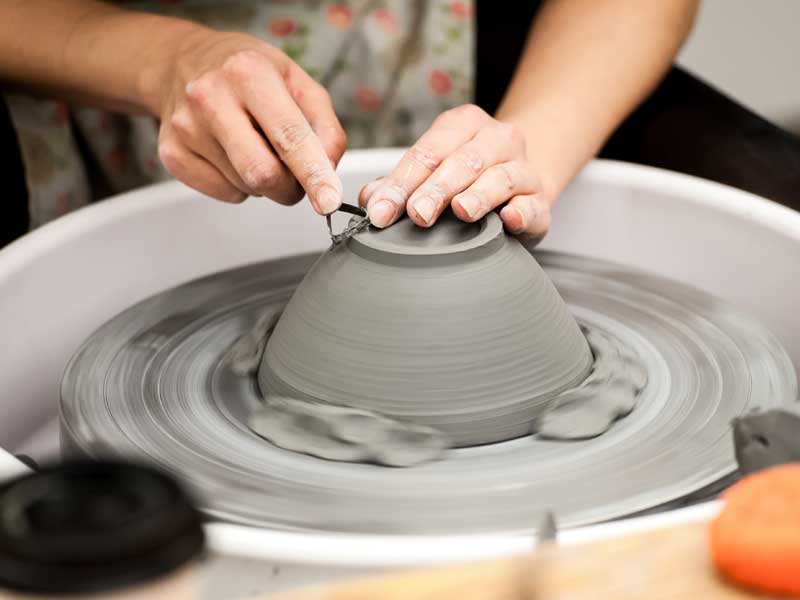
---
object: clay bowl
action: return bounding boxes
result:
[258,212,593,447]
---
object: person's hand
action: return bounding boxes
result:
[155,29,346,213]
[358,104,551,242]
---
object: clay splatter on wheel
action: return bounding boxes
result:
[60,217,797,534]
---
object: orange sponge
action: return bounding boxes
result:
[710,464,800,596]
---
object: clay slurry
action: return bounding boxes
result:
[229,306,450,467]
[240,212,648,465]
[250,396,449,467]
[535,326,648,440]
[236,309,647,465]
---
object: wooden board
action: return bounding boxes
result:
[256,523,766,599]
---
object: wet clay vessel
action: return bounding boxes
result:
[258,213,594,446]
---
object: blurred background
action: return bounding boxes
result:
[680,0,800,133]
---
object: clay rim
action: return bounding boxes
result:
[348,212,504,260]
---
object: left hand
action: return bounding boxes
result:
[359,104,552,242]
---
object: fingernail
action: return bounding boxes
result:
[412,197,436,224]
[368,200,396,228]
[456,194,480,219]
[316,185,341,215]
[500,205,525,233]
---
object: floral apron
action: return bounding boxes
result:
[4,0,474,231]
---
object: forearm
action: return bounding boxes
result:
[496,0,699,202]
[0,0,203,114]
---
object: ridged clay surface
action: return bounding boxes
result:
[60,252,799,534]
[258,213,594,447]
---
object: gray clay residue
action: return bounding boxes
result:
[235,310,648,466]
[250,397,448,467]
[535,326,648,440]
[257,213,595,449]
[733,409,800,475]
[228,304,451,466]
[60,250,799,534]
[234,213,649,466]
[227,309,281,376]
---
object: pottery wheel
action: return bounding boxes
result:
[60,251,798,534]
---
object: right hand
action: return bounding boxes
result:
[154,29,346,213]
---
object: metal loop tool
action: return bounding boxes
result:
[326,203,371,246]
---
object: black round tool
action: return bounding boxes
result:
[0,461,205,596]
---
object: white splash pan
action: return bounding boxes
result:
[1,149,799,569]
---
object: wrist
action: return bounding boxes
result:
[495,111,559,207]
[496,106,584,207]
[136,18,210,116]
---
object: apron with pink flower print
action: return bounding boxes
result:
[4,0,474,231]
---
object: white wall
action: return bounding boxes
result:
[678,0,800,133]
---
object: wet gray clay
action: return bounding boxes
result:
[535,326,647,440]
[733,409,800,475]
[228,308,281,376]
[249,396,448,467]
[258,212,594,447]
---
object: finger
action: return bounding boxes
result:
[451,161,539,223]
[235,64,342,214]
[358,176,386,208]
[184,81,304,205]
[406,123,523,227]
[169,110,253,196]
[289,64,348,167]
[367,104,490,228]
[500,194,551,243]
[159,140,247,204]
